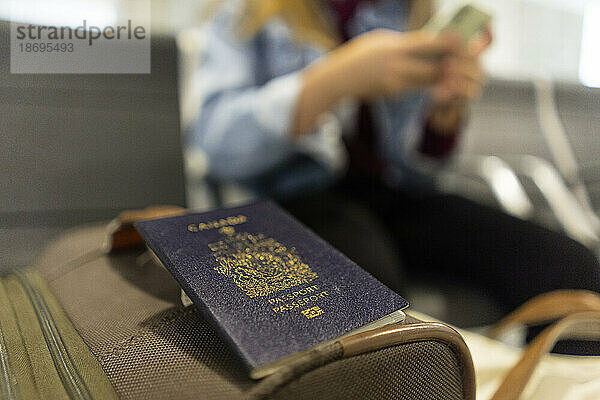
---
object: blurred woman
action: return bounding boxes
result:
[190,0,600,318]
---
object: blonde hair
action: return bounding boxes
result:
[204,0,434,50]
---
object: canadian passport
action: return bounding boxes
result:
[135,200,408,378]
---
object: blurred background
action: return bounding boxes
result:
[3,0,597,82]
[1,0,599,325]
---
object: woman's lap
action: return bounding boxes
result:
[387,192,600,310]
[280,181,600,313]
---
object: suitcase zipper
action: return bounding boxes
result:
[0,323,16,400]
[14,272,93,400]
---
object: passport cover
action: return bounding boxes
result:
[135,200,408,377]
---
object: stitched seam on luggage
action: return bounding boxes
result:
[47,249,105,284]
[96,307,194,362]
[96,307,195,363]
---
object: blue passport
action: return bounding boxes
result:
[135,200,408,378]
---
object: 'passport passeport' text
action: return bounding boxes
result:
[269,285,330,313]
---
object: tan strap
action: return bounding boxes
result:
[116,205,186,225]
[491,312,600,400]
[488,290,600,339]
[107,205,186,251]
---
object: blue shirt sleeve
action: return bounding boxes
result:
[188,2,303,182]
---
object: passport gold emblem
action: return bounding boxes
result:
[301,306,324,319]
[209,228,318,298]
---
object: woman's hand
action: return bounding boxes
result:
[331,29,461,100]
[431,27,493,106]
[427,28,493,135]
[293,29,460,135]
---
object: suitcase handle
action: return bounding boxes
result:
[488,290,600,339]
[491,312,600,400]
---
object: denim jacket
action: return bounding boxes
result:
[189,0,447,198]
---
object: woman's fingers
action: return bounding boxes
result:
[392,57,444,89]
[444,65,484,101]
[433,52,485,105]
[336,28,490,100]
[400,31,462,58]
[401,27,492,58]
[426,26,491,105]
[469,25,493,56]
[433,77,480,105]
[452,77,482,100]
[446,56,483,84]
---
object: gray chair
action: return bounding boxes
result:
[443,79,600,250]
[0,21,186,270]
